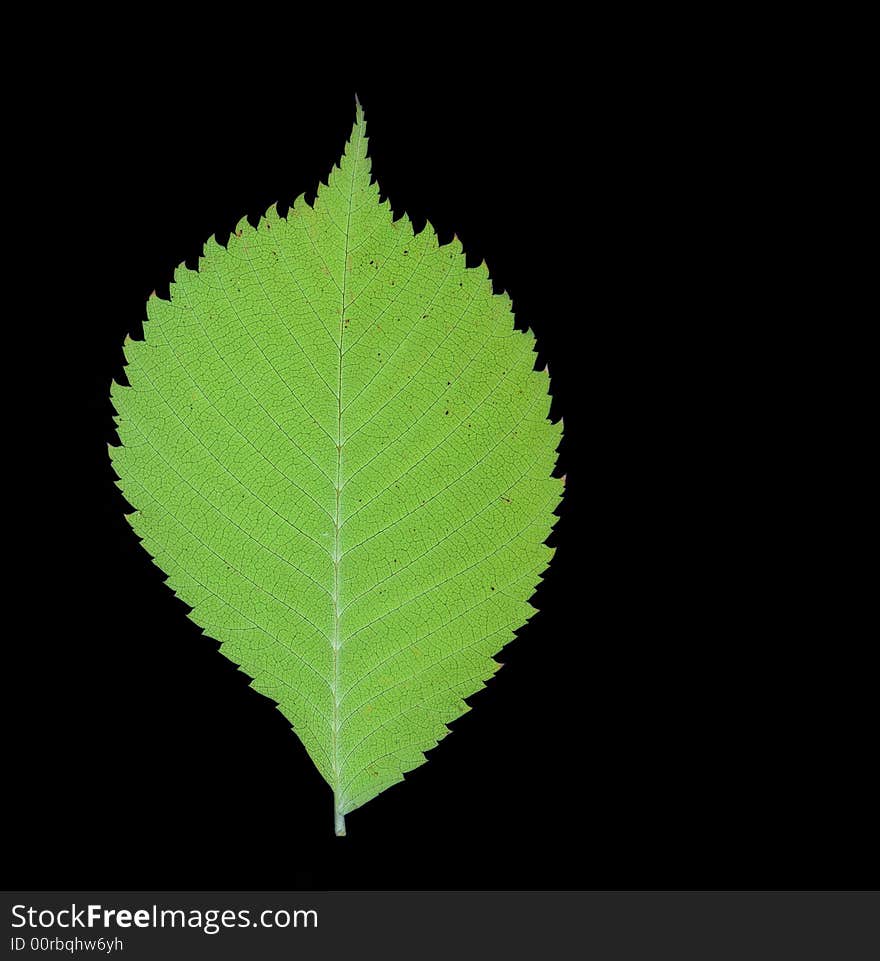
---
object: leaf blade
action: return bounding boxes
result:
[111,101,563,834]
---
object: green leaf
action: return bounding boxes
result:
[109,99,563,835]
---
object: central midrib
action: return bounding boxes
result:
[331,121,362,837]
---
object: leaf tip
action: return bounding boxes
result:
[354,92,366,125]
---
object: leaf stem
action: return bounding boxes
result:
[330,99,363,837]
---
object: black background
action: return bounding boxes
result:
[7,62,874,892]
